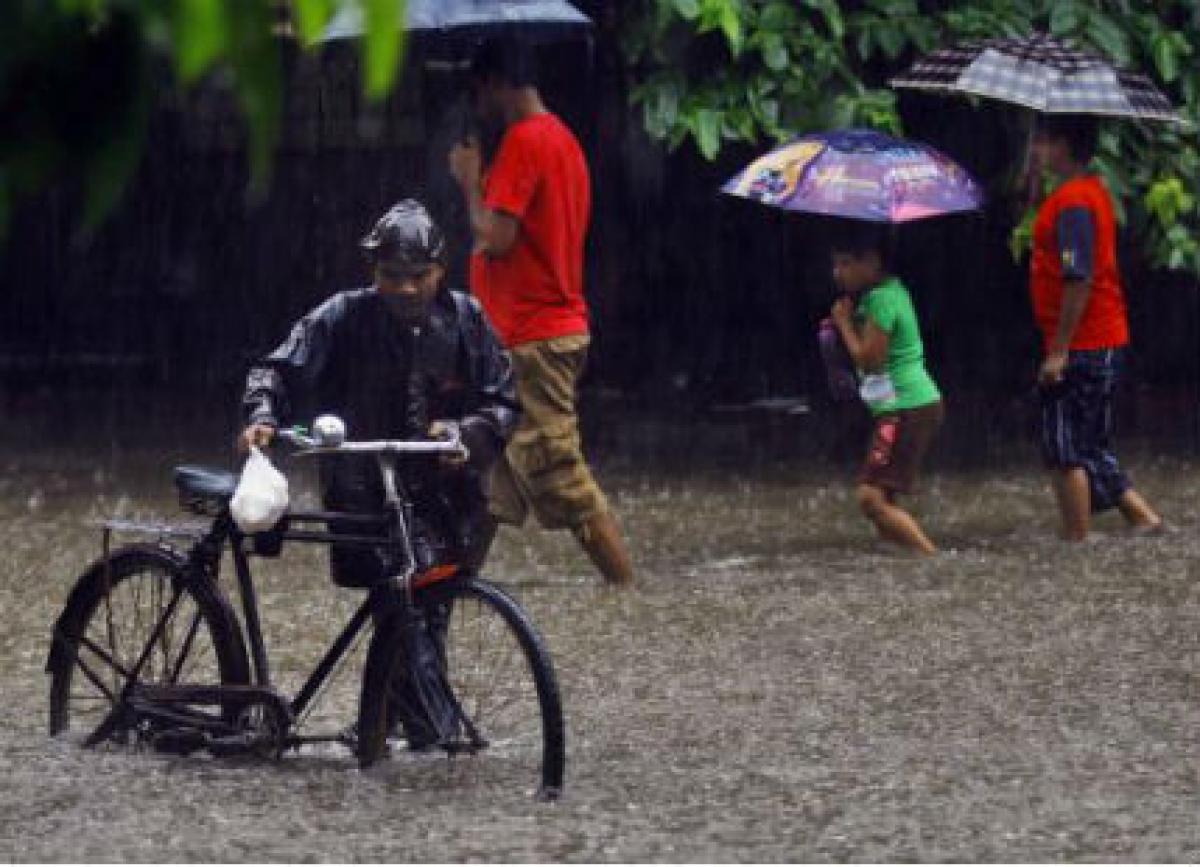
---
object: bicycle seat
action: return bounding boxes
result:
[174,465,238,514]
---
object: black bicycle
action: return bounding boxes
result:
[45,420,566,799]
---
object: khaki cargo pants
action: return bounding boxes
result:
[489,333,609,530]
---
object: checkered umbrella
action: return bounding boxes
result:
[890,32,1184,123]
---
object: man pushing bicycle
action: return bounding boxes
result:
[47,204,562,778]
[238,199,518,580]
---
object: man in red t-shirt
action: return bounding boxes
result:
[1029,114,1161,540]
[448,37,634,586]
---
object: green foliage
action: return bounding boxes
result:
[361,0,406,99]
[0,0,406,233]
[624,0,1200,278]
[626,0,898,156]
[1009,206,1036,262]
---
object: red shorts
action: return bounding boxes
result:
[858,401,944,494]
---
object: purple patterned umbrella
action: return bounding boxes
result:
[722,128,984,223]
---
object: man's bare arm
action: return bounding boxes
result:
[449,139,520,257]
[461,179,520,257]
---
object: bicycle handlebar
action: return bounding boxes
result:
[276,425,470,461]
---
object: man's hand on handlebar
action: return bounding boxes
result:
[429,420,468,468]
[238,423,277,454]
[236,417,467,460]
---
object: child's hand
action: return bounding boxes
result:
[830,296,854,328]
[1038,349,1068,386]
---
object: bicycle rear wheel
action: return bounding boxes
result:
[357,575,565,799]
[48,544,249,745]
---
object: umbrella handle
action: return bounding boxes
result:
[1018,112,1041,210]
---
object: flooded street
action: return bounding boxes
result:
[5,0,1198,859]
[1,414,1198,861]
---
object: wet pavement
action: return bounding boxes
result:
[1,419,1198,861]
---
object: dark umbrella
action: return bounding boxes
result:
[722,129,984,223]
[320,0,592,43]
[890,32,1184,123]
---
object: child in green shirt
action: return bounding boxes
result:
[829,226,944,555]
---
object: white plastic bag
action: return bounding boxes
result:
[230,446,289,533]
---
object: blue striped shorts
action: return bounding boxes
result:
[1038,347,1130,513]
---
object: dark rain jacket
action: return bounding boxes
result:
[241,287,518,579]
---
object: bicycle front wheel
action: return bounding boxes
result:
[48,544,249,745]
[358,575,565,799]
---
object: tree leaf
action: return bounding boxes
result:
[726,105,756,141]
[56,0,106,20]
[758,1,797,32]
[292,0,338,45]
[760,33,788,71]
[718,0,743,55]
[1009,208,1036,262]
[172,0,225,83]
[759,97,780,127]
[1084,10,1131,66]
[673,0,701,22]
[875,23,905,60]
[1048,1,1082,36]
[644,76,682,138]
[362,0,406,100]
[813,0,845,39]
[1145,177,1182,224]
[693,108,722,160]
[1153,34,1179,83]
[855,25,875,61]
[902,15,936,53]
[224,1,282,189]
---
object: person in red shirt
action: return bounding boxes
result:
[1029,114,1161,540]
[448,37,634,586]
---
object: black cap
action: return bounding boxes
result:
[360,200,447,276]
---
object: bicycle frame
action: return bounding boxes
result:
[92,449,461,747]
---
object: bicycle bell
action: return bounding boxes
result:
[312,414,346,447]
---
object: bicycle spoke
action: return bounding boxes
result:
[169,610,205,685]
[72,653,120,706]
[152,576,166,680]
[103,580,121,700]
[68,695,112,706]
[132,571,144,651]
[77,633,133,682]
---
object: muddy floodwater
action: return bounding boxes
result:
[1,412,1198,861]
